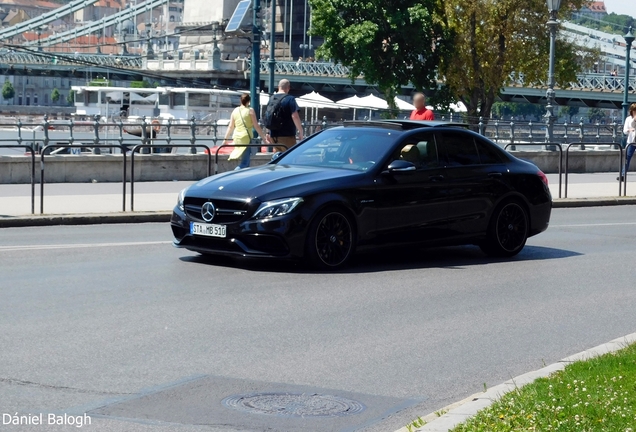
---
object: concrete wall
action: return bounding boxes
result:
[0,153,274,184]
[0,151,632,184]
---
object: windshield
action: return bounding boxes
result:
[275,128,401,171]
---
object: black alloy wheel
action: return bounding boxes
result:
[480,201,529,257]
[307,209,355,269]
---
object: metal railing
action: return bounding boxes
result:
[129,143,212,211]
[624,144,635,197]
[505,143,563,199]
[2,115,633,215]
[0,144,35,214]
[39,143,127,214]
[563,142,623,199]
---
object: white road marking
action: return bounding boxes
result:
[552,222,636,228]
[0,241,171,252]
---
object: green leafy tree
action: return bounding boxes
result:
[492,102,545,120]
[51,88,61,104]
[67,89,75,105]
[438,0,595,124]
[587,107,606,123]
[560,105,580,122]
[130,79,159,88]
[309,0,450,112]
[2,79,15,104]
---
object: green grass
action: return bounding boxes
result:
[451,342,636,432]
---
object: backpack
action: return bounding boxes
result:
[264,93,291,131]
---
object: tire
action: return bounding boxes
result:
[305,208,356,269]
[480,200,529,257]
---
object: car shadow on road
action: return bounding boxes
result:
[178,244,582,274]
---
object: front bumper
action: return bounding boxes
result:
[170,206,308,259]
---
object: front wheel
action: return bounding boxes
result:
[306,208,355,270]
[480,200,529,257]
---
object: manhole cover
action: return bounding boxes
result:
[222,392,366,417]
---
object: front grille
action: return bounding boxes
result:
[184,197,250,224]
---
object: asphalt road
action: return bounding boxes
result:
[1,206,636,431]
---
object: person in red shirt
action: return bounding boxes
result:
[409,93,435,120]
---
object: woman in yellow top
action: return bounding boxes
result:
[224,93,269,169]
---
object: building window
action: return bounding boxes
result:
[44,94,49,104]
[44,79,49,87]
[26,94,30,106]
[18,94,22,105]
[34,94,38,105]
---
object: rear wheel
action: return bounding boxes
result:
[306,208,355,269]
[480,200,528,257]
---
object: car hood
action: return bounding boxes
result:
[187,164,366,201]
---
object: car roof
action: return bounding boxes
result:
[342,120,469,131]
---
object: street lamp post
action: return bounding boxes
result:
[545,0,561,145]
[622,27,634,123]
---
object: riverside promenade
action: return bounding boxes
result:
[1,173,635,221]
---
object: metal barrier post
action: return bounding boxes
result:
[92,115,101,154]
[625,143,634,196]
[0,143,35,214]
[39,144,125,214]
[129,144,212,211]
[564,142,623,198]
[189,116,197,154]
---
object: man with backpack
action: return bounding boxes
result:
[264,79,304,153]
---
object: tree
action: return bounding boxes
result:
[587,107,606,123]
[492,102,545,121]
[67,90,75,105]
[309,0,450,111]
[438,0,595,124]
[2,79,15,104]
[130,79,159,88]
[51,88,61,104]
[560,105,580,122]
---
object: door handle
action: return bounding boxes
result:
[429,175,445,182]
[488,172,503,178]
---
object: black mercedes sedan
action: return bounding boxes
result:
[171,120,551,269]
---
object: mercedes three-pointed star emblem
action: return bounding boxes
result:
[201,201,216,222]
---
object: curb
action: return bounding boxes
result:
[0,211,172,228]
[396,332,636,432]
[1,198,635,228]
[552,197,636,208]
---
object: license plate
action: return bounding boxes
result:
[190,222,226,238]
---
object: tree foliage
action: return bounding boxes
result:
[438,0,594,124]
[2,80,15,102]
[560,105,580,122]
[492,102,545,120]
[51,88,61,103]
[309,0,450,109]
[572,12,635,35]
[67,90,75,105]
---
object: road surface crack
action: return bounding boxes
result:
[0,377,134,396]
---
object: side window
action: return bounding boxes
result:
[396,133,439,169]
[440,131,480,166]
[475,137,504,164]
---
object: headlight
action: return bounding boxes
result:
[252,197,303,220]
[177,188,187,211]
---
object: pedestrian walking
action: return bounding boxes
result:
[619,103,636,181]
[224,93,269,170]
[264,79,304,153]
[409,93,435,121]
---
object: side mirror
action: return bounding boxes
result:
[386,159,416,173]
[271,151,282,161]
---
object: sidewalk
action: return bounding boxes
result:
[0,173,635,223]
